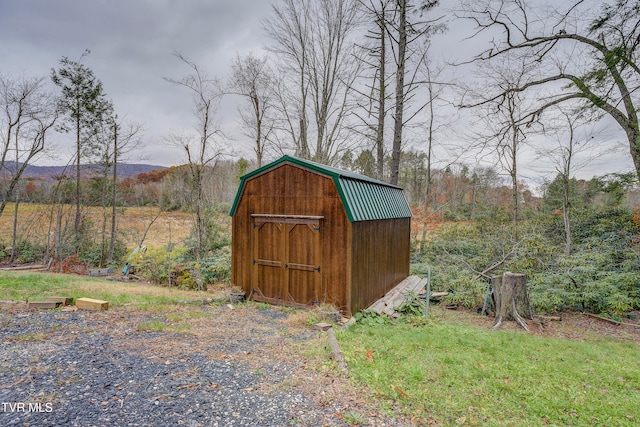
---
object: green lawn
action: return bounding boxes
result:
[338,312,640,427]
[0,271,215,307]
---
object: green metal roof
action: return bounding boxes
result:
[230,155,412,222]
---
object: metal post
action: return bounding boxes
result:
[424,267,431,318]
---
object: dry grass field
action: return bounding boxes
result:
[1,202,432,253]
[0,203,215,250]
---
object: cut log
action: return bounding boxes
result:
[28,301,62,309]
[1,264,46,271]
[583,312,640,329]
[536,315,562,322]
[89,268,114,277]
[492,272,532,332]
[325,327,347,371]
[314,322,332,331]
[45,296,74,306]
[76,298,109,311]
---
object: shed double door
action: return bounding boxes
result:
[251,215,322,307]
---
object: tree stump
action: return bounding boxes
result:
[492,272,533,332]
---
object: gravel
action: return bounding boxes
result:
[0,305,400,427]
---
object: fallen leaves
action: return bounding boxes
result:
[366,349,373,363]
[391,384,409,398]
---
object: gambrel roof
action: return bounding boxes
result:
[230,155,412,222]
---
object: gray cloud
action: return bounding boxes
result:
[0,0,271,166]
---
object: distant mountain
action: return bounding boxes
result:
[1,162,167,181]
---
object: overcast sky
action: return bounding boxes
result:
[0,0,272,166]
[0,0,635,185]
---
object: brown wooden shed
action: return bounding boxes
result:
[230,155,412,316]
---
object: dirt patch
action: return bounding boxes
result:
[433,304,640,344]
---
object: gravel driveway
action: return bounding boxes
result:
[0,302,406,427]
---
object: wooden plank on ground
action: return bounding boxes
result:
[369,277,413,314]
[367,275,427,316]
[430,292,448,298]
[89,268,114,277]
[76,298,109,311]
[408,278,428,293]
[1,264,46,271]
[45,296,74,306]
[386,277,424,308]
[28,301,61,309]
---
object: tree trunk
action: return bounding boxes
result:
[390,0,407,186]
[75,114,82,239]
[10,196,20,263]
[492,272,532,332]
[376,5,386,181]
[108,121,118,263]
[562,174,572,256]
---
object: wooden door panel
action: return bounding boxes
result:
[287,270,315,305]
[251,215,322,306]
[285,223,321,305]
[252,221,284,300]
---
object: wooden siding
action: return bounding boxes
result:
[349,218,411,313]
[231,163,351,311]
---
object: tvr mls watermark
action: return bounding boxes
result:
[1,402,53,413]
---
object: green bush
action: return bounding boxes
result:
[396,291,425,316]
[14,240,47,264]
[414,205,640,315]
[78,237,128,268]
[442,275,486,309]
[200,247,231,284]
[136,246,188,286]
[183,210,231,259]
[0,240,8,260]
[528,207,640,314]
[353,309,391,326]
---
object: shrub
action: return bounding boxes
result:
[353,309,391,326]
[0,240,8,260]
[170,266,199,290]
[442,275,487,309]
[200,247,231,284]
[14,240,47,264]
[415,206,640,315]
[136,246,188,286]
[78,237,128,268]
[183,209,231,259]
[396,291,425,316]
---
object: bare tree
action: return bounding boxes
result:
[418,51,452,209]
[264,0,362,165]
[229,53,275,167]
[389,0,409,185]
[108,117,143,263]
[165,53,225,262]
[468,57,534,242]
[537,108,603,255]
[264,0,311,159]
[352,0,392,179]
[0,74,57,218]
[459,0,640,180]
[388,0,441,185]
